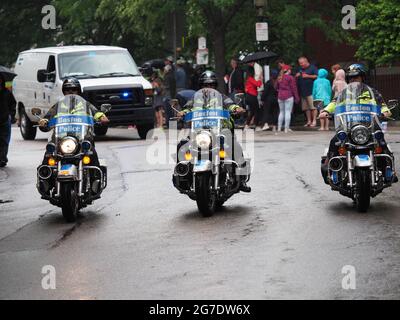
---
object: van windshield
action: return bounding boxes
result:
[58,50,141,79]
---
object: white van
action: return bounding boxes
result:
[13,45,154,139]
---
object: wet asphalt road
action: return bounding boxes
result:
[0,126,400,300]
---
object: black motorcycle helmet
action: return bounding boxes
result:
[199,70,218,89]
[346,64,367,82]
[62,77,82,95]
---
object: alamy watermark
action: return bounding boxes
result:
[42,5,57,30]
[41,265,56,290]
[341,265,356,290]
[342,5,356,30]
[145,123,255,175]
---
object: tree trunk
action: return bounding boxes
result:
[212,29,227,94]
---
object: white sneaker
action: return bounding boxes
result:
[262,124,270,131]
[255,126,263,132]
[285,128,293,133]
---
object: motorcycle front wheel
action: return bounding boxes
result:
[60,182,79,222]
[355,169,371,213]
[195,172,216,217]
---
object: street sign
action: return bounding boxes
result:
[198,36,206,50]
[256,22,269,41]
[196,48,209,65]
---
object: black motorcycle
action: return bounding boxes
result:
[173,88,251,217]
[35,95,110,222]
[321,83,396,212]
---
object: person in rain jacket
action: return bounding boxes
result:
[332,68,347,99]
[312,69,332,131]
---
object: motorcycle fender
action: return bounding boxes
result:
[57,164,79,181]
[193,160,212,173]
[353,155,372,168]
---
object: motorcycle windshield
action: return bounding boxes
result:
[334,82,381,131]
[49,95,95,141]
[184,88,230,131]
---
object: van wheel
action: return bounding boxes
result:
[94,126,108,136]
[20,108,37,140]
[137,124,153,140]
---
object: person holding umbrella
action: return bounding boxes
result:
[0,72,16,167]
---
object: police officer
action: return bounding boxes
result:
[177,71,245,128]
[0,73,16,167]
[39,78,109,167]
[39,78,108,126]
[320,64,397,183]
[177,71,251,192]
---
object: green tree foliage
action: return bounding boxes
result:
[0,0,348,77]
[267,0,347,65]
[186,0,249,89]
[0,0,58,66]
[356,0,400,65]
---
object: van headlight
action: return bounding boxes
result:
[195,132,212,149]
[351,125,370,145]
[60,137,78,155]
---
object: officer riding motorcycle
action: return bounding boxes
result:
[173,71,251,216]
[36,78,110,222]
[320,64,397,212]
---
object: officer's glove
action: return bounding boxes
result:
[39,119,49,127]
[233,107,245,114]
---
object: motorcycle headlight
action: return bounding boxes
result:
[60,137,78,155]
[195,132,212,149]
[351,125,370,145]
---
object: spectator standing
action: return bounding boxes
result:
[182,59,194,89]
[261,69,279,131]
[0,73,16,167]
[191,65,205,91]
[332,68,347,98]
[164,56,174,69]
[296,56,318,127]
[175,58,187,92]
[247,61,264,131]
[276,65,299,133]
[331,64,342,77]
[228,58,244,99]
[244,66,262,130]
[312,69,332,131]
[277,58,286,70]
[151,72,165,129]
[162,64,176,128]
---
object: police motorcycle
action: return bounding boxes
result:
[173,88,251,217]
[35,95,110,222]
[322,83,396,212]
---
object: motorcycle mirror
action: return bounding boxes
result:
[100,104,112,113]
[31,108,42,116]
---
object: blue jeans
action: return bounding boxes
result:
[278,97,294,130]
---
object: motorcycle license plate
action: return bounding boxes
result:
[194,160,211,172]
[59,164,74,176]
